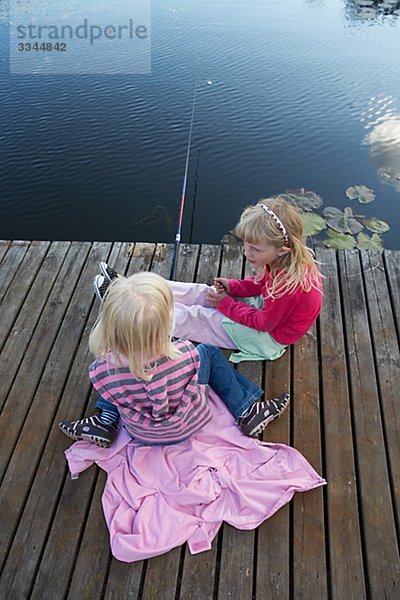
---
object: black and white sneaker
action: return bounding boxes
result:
[238,393,290,437]
[59,414,119,448]
[99,261,119,283]
[93,274,112,301]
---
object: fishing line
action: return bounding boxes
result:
[131,204,173,228]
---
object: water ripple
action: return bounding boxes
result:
[0,0,399,247]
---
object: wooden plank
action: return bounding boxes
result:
[217,241,255,600]
[196,244,221,286]
[196,244,222,286]
[66,471,110,600]
[219,240,244,280]
[151,243,174,279]
[0,240,11,266]
[218,524,254,600]
[0,241,29,303]
[179,243,222,600]
[141,550,183,600]
[0,242,83,477]
[339,249,400,599]
[0,240,49,351]
[0,242,109,597]
[383,250,400,337]
[361,251,400,534]
[292,321,328,600]
[256,351,291,600]
[141,244,198,600]
[103,560,144,600]
[128,242,156,275]
[180,546,217,600]
[316,248,365,600]
[27,244,133,600]
[174,243,200,283]
[224,359,264,600]
[0,240,72,412]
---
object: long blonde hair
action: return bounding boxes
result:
[89,272,180,380]
[235,197,322,299]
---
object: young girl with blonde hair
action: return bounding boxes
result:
[59,272,289,447]
[163,196,322,363]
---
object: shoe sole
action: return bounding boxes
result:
[93,275,104,302]
[247,395,290,437]
[99,261,118,283]
[93,274,112,302]
[59,424,112,448]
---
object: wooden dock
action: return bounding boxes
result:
[0,240,399,600]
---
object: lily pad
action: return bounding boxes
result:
[323,206,364,235]
[323,230,357,250]
[301,213,326,236]
[282,189,323,212]
[363,217,390,234]
[357,232,383,250]
[345,185,375,204]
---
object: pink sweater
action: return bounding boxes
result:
[216,268,323,345]
[89,339,211,445]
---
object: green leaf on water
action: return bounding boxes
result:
[301,213,326,236]
[281,189,323,212]
[363,217,390,234]
[345,185,375,204]
[323,206,364,235]
[323,230,357,249]
[357,232,383,250]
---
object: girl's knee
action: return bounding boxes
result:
[197,344,222,363]
[198,343,219,353]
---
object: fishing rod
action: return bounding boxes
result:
[170,79,199,280]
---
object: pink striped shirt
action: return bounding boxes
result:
[89,339,211,445]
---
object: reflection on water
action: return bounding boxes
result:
[0,0,399,247]
[345,0,400,23]
[358,95,400,192]
[363,112,400,191]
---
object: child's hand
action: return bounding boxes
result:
[214,277,230,294]
[205,288,227,307]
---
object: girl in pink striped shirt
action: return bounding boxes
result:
[59,272,289,448]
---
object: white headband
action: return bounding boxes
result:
[258,204,289,245]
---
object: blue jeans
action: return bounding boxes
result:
[95,396,119,415]
[196,343,263,419]
[95,343,263,420]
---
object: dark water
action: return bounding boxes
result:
[1,0,400,248]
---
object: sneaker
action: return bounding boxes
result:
[99,261,119,283]
[238,393,290,437]
[93,274,111,301]
[59,414,119,448]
